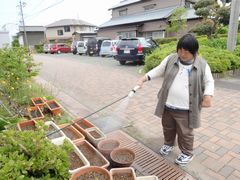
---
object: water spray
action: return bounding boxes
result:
[46,85,141,138]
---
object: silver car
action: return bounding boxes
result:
[99,40,119,57]
[77,41,87,55]
[43,44,53,54]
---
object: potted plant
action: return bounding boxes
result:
[85,127,106,147]
[0,123,72,179]
[70,166,112,180]
[110,167,136,180]
[45,99,62,116]
[110,147,135,168]
[71,118,95,136]
[75,140,110,168]
[31,97,45,108]
[59,123,85,143]
[97,138,120,160]
[28,106,44,120]
[17,119,37,131]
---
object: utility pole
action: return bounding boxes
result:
[227,0,240,51]
[19,0,29,51]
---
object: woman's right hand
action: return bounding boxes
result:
[137,75,148,88]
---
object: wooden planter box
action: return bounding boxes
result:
[136,176,159,180]
[110,167,136,180]
[59,123,85,143]
[71,118,95,136]
[31,97,45,108]
[45,99,62,116]
[71,166,111,180]
[28,106,44,120]
[56,138,90,175]
[45,121,66,145]
[17,119,36,131]
[85,127,106,147]
[75,140,110,168]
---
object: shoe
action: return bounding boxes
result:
[175,153,193,166]
[159,144,173,155]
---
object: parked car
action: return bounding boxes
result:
[115,37,158,65]
[99,40,119,57]
[50,43,71,54]
[87,37,110,56]
[77,41,87,55]
[43,44,53,54]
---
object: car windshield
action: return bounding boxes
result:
[118,39,138,48]
[102,41,111,46]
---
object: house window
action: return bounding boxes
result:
[144,31,165,39]
[64,26,70,32]
[119,9,127,16]
[57,30,63,36]
[143,4,156,11]
[118,31,136,38]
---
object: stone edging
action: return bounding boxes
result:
[212,69,240,79]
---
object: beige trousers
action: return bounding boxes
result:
[162,106,194,156]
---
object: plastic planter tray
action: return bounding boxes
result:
[17,119,37,131]
[110,167,136,180]
[45,99,62,116]
[75,140,110,168]
[45,121,66,145]
[136,176,159,180]
[71,118,95,136]
[59,123,85,143]
[85,127,106,147]
[31,97,45,108]
[28,106,44,121]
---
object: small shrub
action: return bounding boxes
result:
[34,44,44,53]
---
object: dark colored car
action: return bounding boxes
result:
[86,37,110,56]
[115,37,158,65]
[50,43,71,54]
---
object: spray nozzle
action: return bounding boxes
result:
[128,85,141,97]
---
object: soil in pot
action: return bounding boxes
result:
[89,130,101,139]
[62,127,78,140]
[77,171,109,180]
[76,142,106,166]
[113,151,134,163]
[48,101,59,109]
[30,109,42,118]
[111,148,135,167]
[77,120,89,129]
[69,151,84,170]
[34,99,44,104]
[21,125,36,131]
[47,125,62,139]
[112,172,134,180]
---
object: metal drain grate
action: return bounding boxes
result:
[107,130,194,180]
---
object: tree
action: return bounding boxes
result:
[166,7,187,38]
[192,0,230,38]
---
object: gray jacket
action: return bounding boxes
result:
[155,53,206,129]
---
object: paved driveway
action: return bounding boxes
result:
[34,54,240,180]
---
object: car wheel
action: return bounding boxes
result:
[79,53,82,55]
[57,50,61,54]
[119,61,126,65]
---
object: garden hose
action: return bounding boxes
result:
[46,85,140,138]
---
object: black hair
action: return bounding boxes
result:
[177,34,199,56]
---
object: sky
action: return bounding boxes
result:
[0,0,120,37]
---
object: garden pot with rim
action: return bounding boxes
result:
[45,99,62,116]
[110,147,135,168]
[75,140,110,168]
[45,121,66,145]
[97,138,120,160]
[28,106,44,120]
[31,97,45,108]
[71,118,95,136]
[17,119,37,131]
[110,167,136,180]
[70,166,112,180]
[56,137,90,175]
[136,175,159,180]
[85,126,106,147]
[59,123,85,143]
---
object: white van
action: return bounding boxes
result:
[76,41,87,55]
[99,40,119,57]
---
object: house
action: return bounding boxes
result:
[98,0,201,39]
[45,19,97,43]
[0,31,10,48]
[18,26,45,47]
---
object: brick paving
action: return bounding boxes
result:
[34,54,240,180]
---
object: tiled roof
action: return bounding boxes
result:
[19,26,45,32]
[100,7,200,28]
[110,0,141,10]
[46,19,96,28]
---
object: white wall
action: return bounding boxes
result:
[0,31,10,48]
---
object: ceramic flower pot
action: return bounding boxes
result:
[17,119,36,131]
[31,97,45,108]
[85,127,106,147]
[75,140,110,168]
[45,99,62,116]
[110,147,135,168]
[71,118,95,136]
[97,138,120,160]
[28,106,44,120]
[110,167,136,180]
[70,166,112,180]
[59,123,85,143]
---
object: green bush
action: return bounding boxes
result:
[234,45,240,57]
[155,37,178,45]
[0,122,72,179]
[34,44,44,53]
